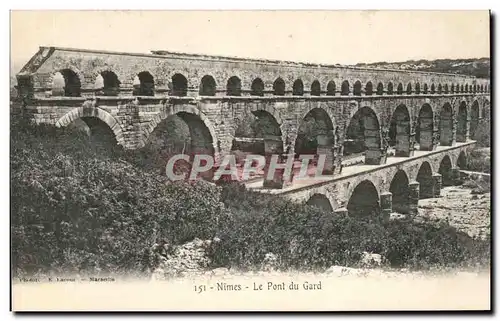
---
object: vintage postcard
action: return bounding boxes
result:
[10,10,491,311]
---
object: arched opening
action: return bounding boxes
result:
[430,84,436,94]
[294,107,334,158]
[457,151,467,170]
[95,70,120,96]
[226,76,242,96]
[451,84,455,93]
[439,155,453,186]
[199,75,217,96]
[415,83,420,94]
[292,79,304,96]
[416,162,434,199]
[251,78,265,96]
[52,69,81,97]
[417,104,434,150]
[439,103,453,146]
[306,194,333,212]
[273,78,285,96]
[311,80,321,96]
[171,73,188,97]
[472,85,477,93]
[460,84,464,93]
[390,170,410,214]
[145,111,216,175]
[456,84,460,93]
[387,82,394,95]
[341,80,350,96]
[133,71,155,96]
[480,85,484,92]
[326,81,336,96]
[444,84,449,94]
[397,83,403,95]
[67,117,117,150]
[437,84,442,94]
[423,84,428,94]
[344,107,381,164]
[456,102,468,142]
[470,101,480,140]
[353,81,362,96]
[465,84,469,93]
[406,83,412,94]
[388,105,411,156]
[376,82,384,95]
[232,109,283,158]
[347,180,380,217]
[365,81,373,96]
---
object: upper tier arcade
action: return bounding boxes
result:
[16,46,490,99]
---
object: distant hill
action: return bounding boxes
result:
[353,58,490,79]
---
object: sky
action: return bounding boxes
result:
[10,10,490,72]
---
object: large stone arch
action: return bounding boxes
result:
[416,161,434,199]
[390,169,410,214]
[294,104,338,173]
[346,179,380,217]
[231,104,285,156]
[438,154,453,186]
[388,104,412,156]
[346,103,384,128]
[55,104,125,146]
[298,104,337,131]
[143,104,219,154]
[416,103,434,151]
[247,104,284,126]
[344,104,383,165]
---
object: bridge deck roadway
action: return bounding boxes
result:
[245,141,474,195]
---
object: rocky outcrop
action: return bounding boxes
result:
[150,237,221,280]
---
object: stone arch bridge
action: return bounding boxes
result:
[15,46,491,218]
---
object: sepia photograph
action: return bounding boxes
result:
[9,10,491,311]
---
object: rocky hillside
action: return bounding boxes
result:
[353,58,490,79]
